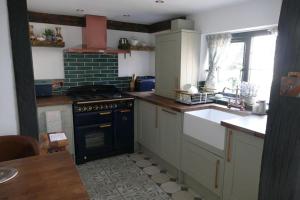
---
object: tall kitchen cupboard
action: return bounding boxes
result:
[155,30,200,99]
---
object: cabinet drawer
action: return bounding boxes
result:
[182,139,224,196]
[74,110,112,126]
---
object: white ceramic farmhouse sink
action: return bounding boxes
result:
[184,109,242,150]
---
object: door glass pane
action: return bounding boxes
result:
[218,42,245,92]
[85,132,105,149]
[248,34,277,101]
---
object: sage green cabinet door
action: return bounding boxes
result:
[138,100,159,154]
[181,139,224,196]
[155,33,181,99]
[223,130,264,200]
[158,107,181,168]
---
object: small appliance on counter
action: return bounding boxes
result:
[35,84,52,97]
[135,76,155,92]
[252,100,268,115]
[175,90,214,105]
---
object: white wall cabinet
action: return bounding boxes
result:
[223,129,264,200]
[37,105,75,155]
[158,107,181,168]
[155,30,200,99]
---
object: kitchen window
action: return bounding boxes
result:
[217,30,277,101]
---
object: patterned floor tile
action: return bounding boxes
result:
[172,190,195,200]
[136,159,152,168]
[161,182,182,194]
[151,173,171,185]
[143,166,161,176]
[77,152,200,200]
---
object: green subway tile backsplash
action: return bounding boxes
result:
[35,53,132,95]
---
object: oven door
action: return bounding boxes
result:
[75,123,113,164]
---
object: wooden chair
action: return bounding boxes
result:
[0,135,40,162]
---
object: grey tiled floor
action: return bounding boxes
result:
[77,153,202,200]
[77,154,171,200]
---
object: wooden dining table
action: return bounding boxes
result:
[0,151,89,200]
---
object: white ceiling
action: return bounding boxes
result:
[27,0,252,24]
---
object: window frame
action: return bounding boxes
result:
[231,30,272,82]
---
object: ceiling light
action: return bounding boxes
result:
[123,14,131,17]
[155,0,165,3]
[76,9,85,13]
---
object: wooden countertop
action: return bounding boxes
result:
[0,151,89,200]
[221,115,267,139]
[126,91,229,112]
[37,95,73,107]
[127,91,266,138]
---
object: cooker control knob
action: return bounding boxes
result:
[77,107,82,112]
[93,105,98,111]
[109,104,113,109]
[128,102,133,107]
[100,105,103,110]
[88,106,92,111]
[105,105,108,109]
[114,104,118,108]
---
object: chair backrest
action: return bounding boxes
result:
[0,135,40,162]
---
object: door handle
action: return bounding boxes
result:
[227,130,233,162]
[99,111,111,115]
[162,108,177,115]
[99,124,112,128]
[214,160,220,189]
[155,106,158,128]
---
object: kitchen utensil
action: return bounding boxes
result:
[118,38,130,50]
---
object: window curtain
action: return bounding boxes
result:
[205,33,232,90]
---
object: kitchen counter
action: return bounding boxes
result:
[127,91,267,138]
[127,91,231,113]
[221,115,267,139]
[37,95,73,107]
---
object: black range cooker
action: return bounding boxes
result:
[67,85,134,164]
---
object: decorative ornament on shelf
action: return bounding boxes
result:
[43,29,55,41]
[55,27,63,42]
[29,26,65,48]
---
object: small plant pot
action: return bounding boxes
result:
[46,35,53,41]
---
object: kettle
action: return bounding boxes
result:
[252,100,267,115]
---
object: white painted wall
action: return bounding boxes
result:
[107,30,155,77]
[0,0,19,135]
[188,0,283,81]
[31,22,155,79]
[31,23,82,80]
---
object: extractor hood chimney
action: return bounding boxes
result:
[65,15,127,53]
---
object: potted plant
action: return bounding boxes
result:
[43,29,54,41]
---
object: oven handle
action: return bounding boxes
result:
[99,123,112,128]
[119,109,131,113]
[99,111,112,115]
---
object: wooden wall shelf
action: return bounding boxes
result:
[130,46,155,51]
[31,40,65,48]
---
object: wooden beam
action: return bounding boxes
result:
[148,16,186,33]
[107,20,149,33]
[28,11,85,27]
[28,11,186,33]
[7,0,39,139]
[258,0,300,199]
